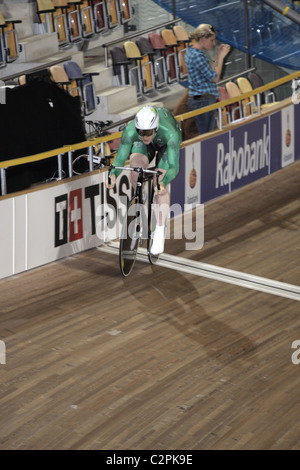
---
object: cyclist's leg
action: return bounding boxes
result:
[129,152,148,189]
[129,141,149,189]
[154,145,170,226]
[153,168,170,225]
[128,149,149,244]
[150,148,170,255]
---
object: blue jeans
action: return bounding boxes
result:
[188,95,217,135]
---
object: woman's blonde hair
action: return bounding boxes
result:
[190,24,216,41]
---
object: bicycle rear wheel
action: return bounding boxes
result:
[119,196,142,276]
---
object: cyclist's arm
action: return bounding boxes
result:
[161,132,181,186]
[110,129,133,178]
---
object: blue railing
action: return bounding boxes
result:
[152,0,300,70]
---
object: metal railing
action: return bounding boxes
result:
[1,55,72,83]
[1,70,300,196]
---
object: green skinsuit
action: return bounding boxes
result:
[110,107,182,186]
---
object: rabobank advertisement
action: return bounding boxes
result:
[171,103,300,206]
[201,117,270,202]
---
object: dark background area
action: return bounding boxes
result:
[0,77,86,194]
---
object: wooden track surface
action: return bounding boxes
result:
[0,160,299,450]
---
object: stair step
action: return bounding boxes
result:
[84,64,112,92]
[98,85,138,114]
[18,33,59,63]
[114,101,164,120]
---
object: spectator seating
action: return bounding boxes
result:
[65,1,82,44]
[0,11,22,63]
[18,68,54,86]
[51,1,69,47]
[149,32,176,85]
[237,76,279,112]
[88,0,132,33]
[105,0,120,29]
[225,81,244,121]
[248,71,277,104]
[173,24,190,46]
[2,4,281,150]
[110,45,133,86]
[88,0,108,33]
[64,60,100,114]
[136,36,167,90]
[118,0,132,25]
[160,28,179,83]
[79,1,95,39]
[40,0,132,41]
[237,77,258,111]
[0,14,6,68]
[172,24,190,80]
[124,40,155,96]
[50,64,80,97]
[144,34,169,89]
[35,0,56,34]
[217,86,231,127]
[45,1,93,45]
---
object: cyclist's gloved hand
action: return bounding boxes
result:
[105,173,116,189]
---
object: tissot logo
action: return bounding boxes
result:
[69,188,83,241]
[54,177,133,247]
[54,185,102,247]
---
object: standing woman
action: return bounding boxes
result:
[185,24,231,135]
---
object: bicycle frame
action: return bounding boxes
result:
[108,165,161,194]
[108,165,162,276]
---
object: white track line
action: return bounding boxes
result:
[98,242,300,301]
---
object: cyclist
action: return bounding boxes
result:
[106,106,182,255]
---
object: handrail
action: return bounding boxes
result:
[1,55,72,82]
[102,18,181,67]
[260,0,300,26]
[1,70,300,195]
[218,67,255,86]
[176,69,300,122]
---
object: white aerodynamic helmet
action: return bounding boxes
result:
[135,106,159,131]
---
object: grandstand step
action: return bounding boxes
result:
[97,85,138,114]
[84,64,113,92]
[85,85,138,123]
[18,33,59,63]
[113,101,164,120]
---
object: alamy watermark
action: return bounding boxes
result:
[0,340,6,364]
[96,200,204,251]
[291,340,300,365]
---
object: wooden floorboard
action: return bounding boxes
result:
[0,161,299,450]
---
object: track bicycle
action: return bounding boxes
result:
[108,165,163,277]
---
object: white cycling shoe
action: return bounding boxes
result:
[150,225,165,255]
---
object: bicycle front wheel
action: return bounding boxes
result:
[119,196,142,277]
